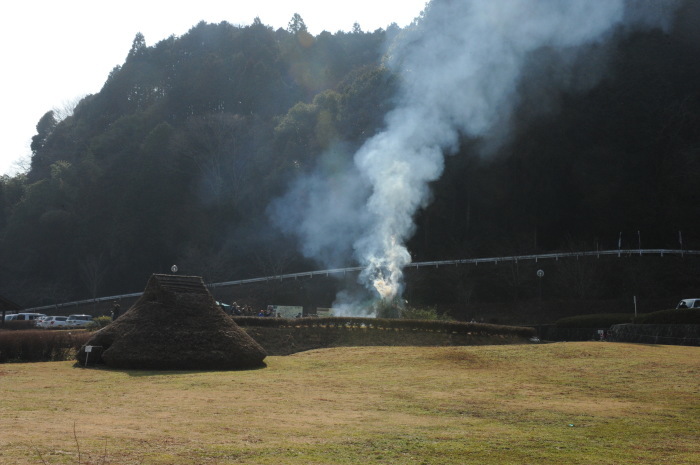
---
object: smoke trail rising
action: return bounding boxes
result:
[353,0,680,302]
[271,0,681,314]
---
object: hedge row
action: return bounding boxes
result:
[0,330,91,363]
[636,308,700,325]
[0,321,37,331]
[555,314,639,328]
[0,318,535,363]
[556,309,700,328]
[232,316,536,338]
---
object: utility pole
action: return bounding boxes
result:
[638,230,642,256]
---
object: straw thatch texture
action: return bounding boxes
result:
[76,274,266,370]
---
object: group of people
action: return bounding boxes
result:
[110,300,280,319]
[227,302,277,317]
[228,302,255,316]
[257,305,276,317]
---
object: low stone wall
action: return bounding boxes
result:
[609,324,700,346]
[243,326,532,356]
[534,325,604,342]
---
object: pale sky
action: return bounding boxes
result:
[1,0,427,176]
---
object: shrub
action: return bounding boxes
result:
[401,306,451,321]
[85,316,113,331]
[374,299,402,319]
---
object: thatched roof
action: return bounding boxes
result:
[76,274,266,370]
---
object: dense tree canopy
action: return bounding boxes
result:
[1,6,699,309]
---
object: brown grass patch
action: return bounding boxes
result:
[0,342,698,464]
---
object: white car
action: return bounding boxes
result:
[38,316,69,329]
[65,314,94,328]
[676,298,700,309]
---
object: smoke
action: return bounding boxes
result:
[270,143,372,269]
[271,0,682,314]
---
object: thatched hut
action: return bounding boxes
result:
[76,274,266,370]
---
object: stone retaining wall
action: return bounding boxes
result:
[243,326,531,355]
[608,324,700,346]
[534,325,603,342]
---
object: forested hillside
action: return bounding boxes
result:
[1,3,699,309]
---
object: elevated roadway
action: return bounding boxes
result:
[22,249,699,313]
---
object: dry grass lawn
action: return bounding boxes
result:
[0,342,698,464]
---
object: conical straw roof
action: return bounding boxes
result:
[76,274,266,370]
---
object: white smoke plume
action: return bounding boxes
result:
[271,0,682,315]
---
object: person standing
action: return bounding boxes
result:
[111,302,121,320]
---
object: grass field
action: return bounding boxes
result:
[0,342,698,464]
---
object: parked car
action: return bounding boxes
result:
[216,301,232,314]
[38,316,69,329]
[4,312,46,322]
[65,314,94,328]
[676,298,700,309]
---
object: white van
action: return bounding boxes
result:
[4,312,46,322]
[676,299,700,309]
